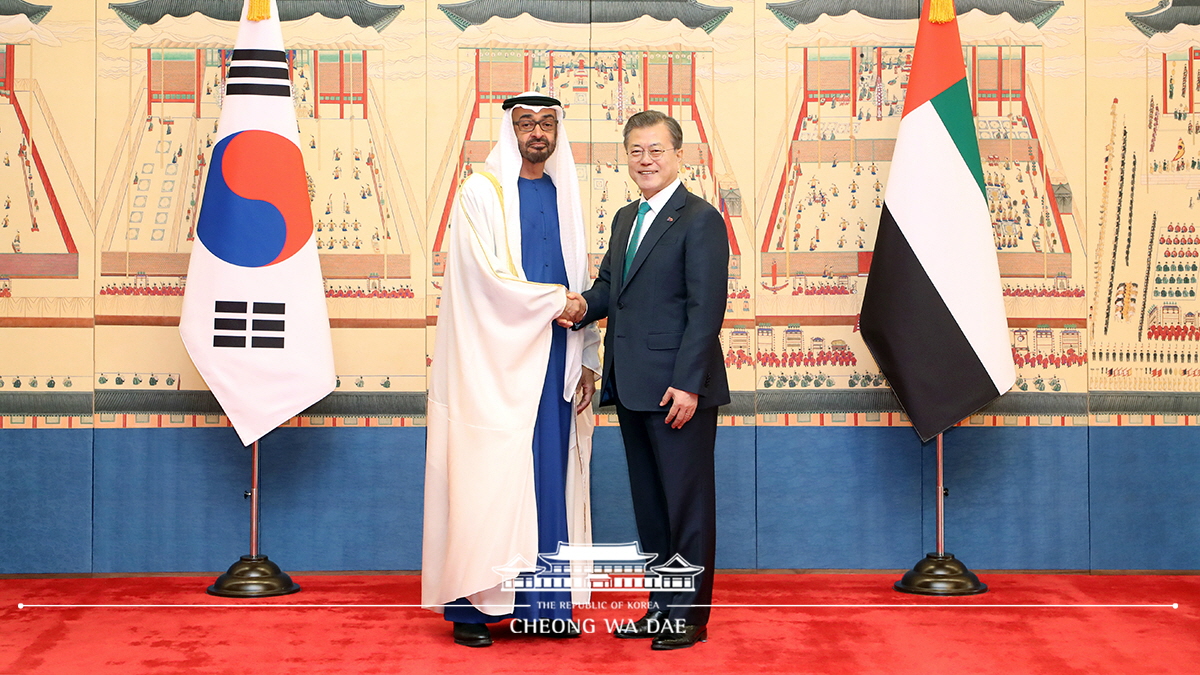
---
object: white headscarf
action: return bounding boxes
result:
[484,92,590,402]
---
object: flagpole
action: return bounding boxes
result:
[935,433,944,556]
[249,440,260,557]
[208,438,301,597]
[894,432,987,596]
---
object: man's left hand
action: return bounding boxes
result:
[661,387,698,429]
[576,368,597,414]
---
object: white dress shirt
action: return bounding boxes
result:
[630,178,683,254]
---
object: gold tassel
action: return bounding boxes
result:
[928,0,956,24]
[247,0,271,21]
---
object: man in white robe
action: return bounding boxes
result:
[422,92,600,647]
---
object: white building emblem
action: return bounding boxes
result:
[493,542,704,592]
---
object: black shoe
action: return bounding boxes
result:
[612,610,668,639]
[453,622,493,648]
[652,624,707,651]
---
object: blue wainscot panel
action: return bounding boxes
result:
[589,426,638,548]
[756,426,923,569]
[93,427,249,573]
[259,426,426,571]
[589,425,757,570]
[1090,426,1200,570]
[715,426,757,569]
[927,426,1090,570]
[0,429,93,573]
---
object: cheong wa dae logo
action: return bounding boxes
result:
[492,542,703,592]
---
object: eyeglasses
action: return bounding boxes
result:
[627,147,674,160]
[513,118,557,132]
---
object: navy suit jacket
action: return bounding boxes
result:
[580,184,730,411]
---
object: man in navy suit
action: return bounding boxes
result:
[568,110,729,650]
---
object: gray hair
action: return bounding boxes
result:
[622,110,683,150]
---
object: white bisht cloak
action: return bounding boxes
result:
[423,97,600,615]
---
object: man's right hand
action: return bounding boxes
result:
[556,291,587,328]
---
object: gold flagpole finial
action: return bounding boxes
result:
[248,0,271,21]
[928,0,956,24]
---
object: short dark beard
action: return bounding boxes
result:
[519,138,555,165]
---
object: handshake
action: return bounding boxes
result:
[556,291,587,329]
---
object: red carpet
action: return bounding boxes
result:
[1,573,1197,674]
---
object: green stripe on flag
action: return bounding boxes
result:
[929,79,985,196]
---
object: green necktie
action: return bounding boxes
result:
[623,201,652,282]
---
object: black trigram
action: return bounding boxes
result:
[225,49,291,98]
[213,301,285,349]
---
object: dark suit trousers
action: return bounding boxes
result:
[615,398,717,627]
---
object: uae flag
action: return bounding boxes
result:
[180,0,334,446]
[859,0,1016,442]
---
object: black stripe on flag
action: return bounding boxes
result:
[215,301,247,313]
[232,49,286,63]
[252,337,285,349]
[228,66,288,80]
[254,302,286,315]
[214,335,246,348]
[214,318,246,331]
[252,319,285,332]
[859,204,1001,442]
[226,83,291,97]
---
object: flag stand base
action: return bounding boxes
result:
[894,552,987,596]
[207,555,301,598]
[206,441,300,598]
[893,435,987,596]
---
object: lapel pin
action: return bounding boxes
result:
[667,217,674,222]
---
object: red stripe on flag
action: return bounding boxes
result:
[901,2,967,118]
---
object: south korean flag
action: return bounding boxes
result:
[180,0,334,446]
